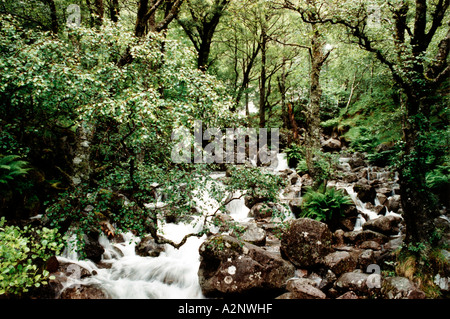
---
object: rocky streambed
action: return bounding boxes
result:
[39,152,450,299]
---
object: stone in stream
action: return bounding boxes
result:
[362,214,402,236]
[198,235,295,297]
[280,218,333,268]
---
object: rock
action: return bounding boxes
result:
[354,182,376,204]
[382,277,426,299]
[336,291,359,299]
[349,157,366,169]
[387,195,401,212]
[377,193,388,206]
[360,241,381,250]
[198,235,295,297]
[239,222,266,246]
[343,230,389,245]
[357,249,379,270]
[248,202,286,221]
[280,218,333,268]
[60,285,109,299]
[374,205,387,216]
[384,236,404,251]
[322,251,357,276]
[334,272,371,294]
[362,215,402,236]
[285,279,327,299]
[135,235,165,257]
[83,232,105,263]
[322,138,342,152]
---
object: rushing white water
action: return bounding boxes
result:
[56,170,273,299]
[275,153,290,172]
[58,220,207,299]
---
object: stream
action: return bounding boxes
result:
[55,153,400,299]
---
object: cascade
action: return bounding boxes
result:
[56,159,293,299]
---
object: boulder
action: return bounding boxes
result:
[239,222,266,246]
[343,229,389,245]
[285,279,327,299]
[280,218,333,268]
[198,235,295,297]
[387,195,401,212]
[354,182,376,204]
[322,138,342,152]
[248,202,286,221]
[135,235,165,257]
[362,215,402,236]
[349,157,366,169]
[82,232,105,263]
[60,285,109,299]
[382,277,426,299]
[334,272,371,294]
[322,251,357,276]
[336,291,359,299]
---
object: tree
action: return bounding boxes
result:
[282,1,332,178]
[283,0,449,245]
[177,0,231,71]
[118,0,184,66]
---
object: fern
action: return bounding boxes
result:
[301,185,353,225]
[0,155,30,184]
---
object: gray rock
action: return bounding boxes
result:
[240,222,266,246]
[334,272,371,294]
[198,235,295,297]
[382,277,426,299]
[281,218,333,268]
[286,279,327,299]
[362,215,402,236]
[322,251,356,276]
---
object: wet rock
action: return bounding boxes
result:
[248,202,286,221]
[381,277,426,299]
[360,240,381,251]
[354,182,376,204]
[83,232,105,263]
[343,229,389,245]
[349,157,366,169]
[322,138,342,153]
[60,285,109,299]
[285,279,327,299]
[281,218,333,268]
[322,251,356,276]
[387,195,401,213]
[238,222,266,246]
[357,249,379,270]
[336,291,359,299]
[362,215,402,236]
[135,235,165,257]
[198,235,295,297]
[334,272,371,294]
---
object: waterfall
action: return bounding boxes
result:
[275,153,290,171]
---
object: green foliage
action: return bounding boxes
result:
[0,155,30,185]
[296,149,339,185]
[284,143,304,168]
[300,185,353,228]
[426,165,449,190]
[0,217,64,296]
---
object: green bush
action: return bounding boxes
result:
[285,143,304,168]
[300,185,353,229]
[0,217,64,296]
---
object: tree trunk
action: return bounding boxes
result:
[44,0,59,33]
[259,28,267,128]
[305,24,328,178]
[110,0,120,22]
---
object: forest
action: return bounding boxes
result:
[0,0,449,300]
